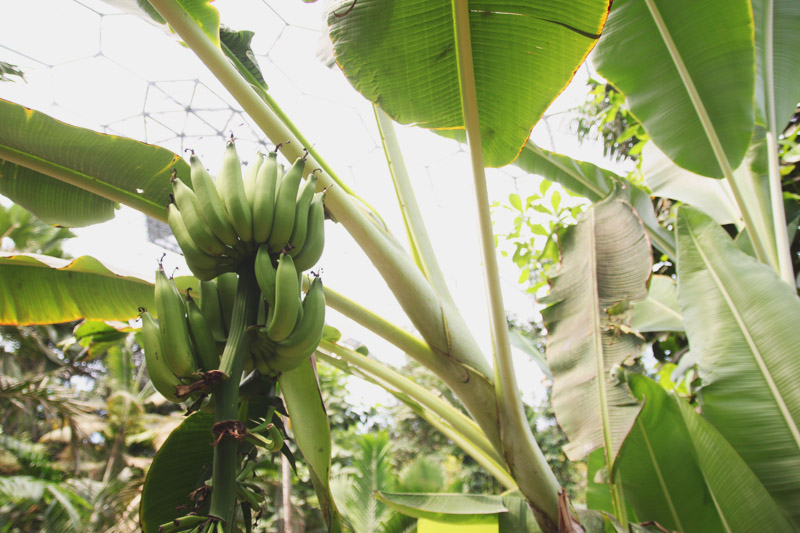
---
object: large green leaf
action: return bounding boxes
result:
[139,412,215,533]
[753,0,800,131]
[676,206,800,523]
[0,253,155,325]
[517,142,675,258]
[327,0,611,168]
[615,375,724,532]
[593,0,755,178]
[0,99,186,225]
[541,186,651,461]
[640,142,741,227]
[376,492,505,525]
[630,274,683,333]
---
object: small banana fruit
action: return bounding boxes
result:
[268,156,306,252]
[185,293,221,372]
[266,253,300,342]
[252,150,279,244]
[199,280,227,342]
[189,153,239,248]
[254,243,277,307]
[140,309,182,402]
[155,267,198,379]
[167,203,231,281]
[216,272,238,335]
[292,192,326,273]
[268,276,325,371]
[288,174,318,256]
[243,152,264,227]
[171,176,228,256]
[217,140,253,243]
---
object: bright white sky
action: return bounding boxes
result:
[0,0,624,404]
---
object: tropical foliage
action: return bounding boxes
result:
[1,0,799,531]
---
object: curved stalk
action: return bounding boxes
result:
[209,262,259,530]
[451,1,560,530]
[147,0,504,462]
[373,105,457,306]
[318,339,503,466]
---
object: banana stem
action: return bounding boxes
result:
[450,1,560,530]
[209,262,259,531]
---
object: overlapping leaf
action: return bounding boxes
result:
[676,206,800,523]
[327,0,611,167]
[541,186,651,461]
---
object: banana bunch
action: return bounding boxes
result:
[251,251,326,374]
[140,266,228,403]
[168,140,327,281]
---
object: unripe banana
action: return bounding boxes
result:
[243,152,264,223]
[189,154,239,248]
[292,192,326,273]
[254,244,277,306]
[268,156,305,252]
[171,176,229,256]
[185,294,221,372]
[252,151,279,244]
[288,174,318,256]
[217,272,238,335]
[199,280,227,342]
[167,203,228,281]
[140,309,182,402]
[155,267,199,378]
[269,276,325,371]
[217,140,253,243]
[266,253,300,342]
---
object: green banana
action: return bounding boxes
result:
[189,153,239,248]
[288,174,318,256]
[217,140,253,243]
[243,152,264,224]
[217,272,238,335]
[292,192,326,273]
[140,309,182,402]
[167,203,229,281]
[199,280,227,342]
[171,176,229,256]
[254,244,277,306]
[186,294,221,372]
[268,156,306,252]
[269,276,325,371]
[266,253,300,342]
[155,267,198,379]
[252,151,279,244]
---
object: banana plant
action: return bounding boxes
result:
[1,0,799,532]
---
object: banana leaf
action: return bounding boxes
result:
[676,206,800,523]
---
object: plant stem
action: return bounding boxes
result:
[209,262,259,531]
[373,105,457,306]
[450,1,560,530]
[318,339,503,466]
[761,0,795,286]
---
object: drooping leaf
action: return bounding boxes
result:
[630,274,683,333]
[541,185,651,461]
[0,253,155,325]
[676,206,800,523]
[517,142,675,258]
[220,26,267,90]
[139,412,214,533]
[615,375,725,532]
[640,142,741,227]
[376,492,505,524]
[327,0,612,167]
[0,99,187,225]
[593,0,755,178]
[752,0,800,130]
